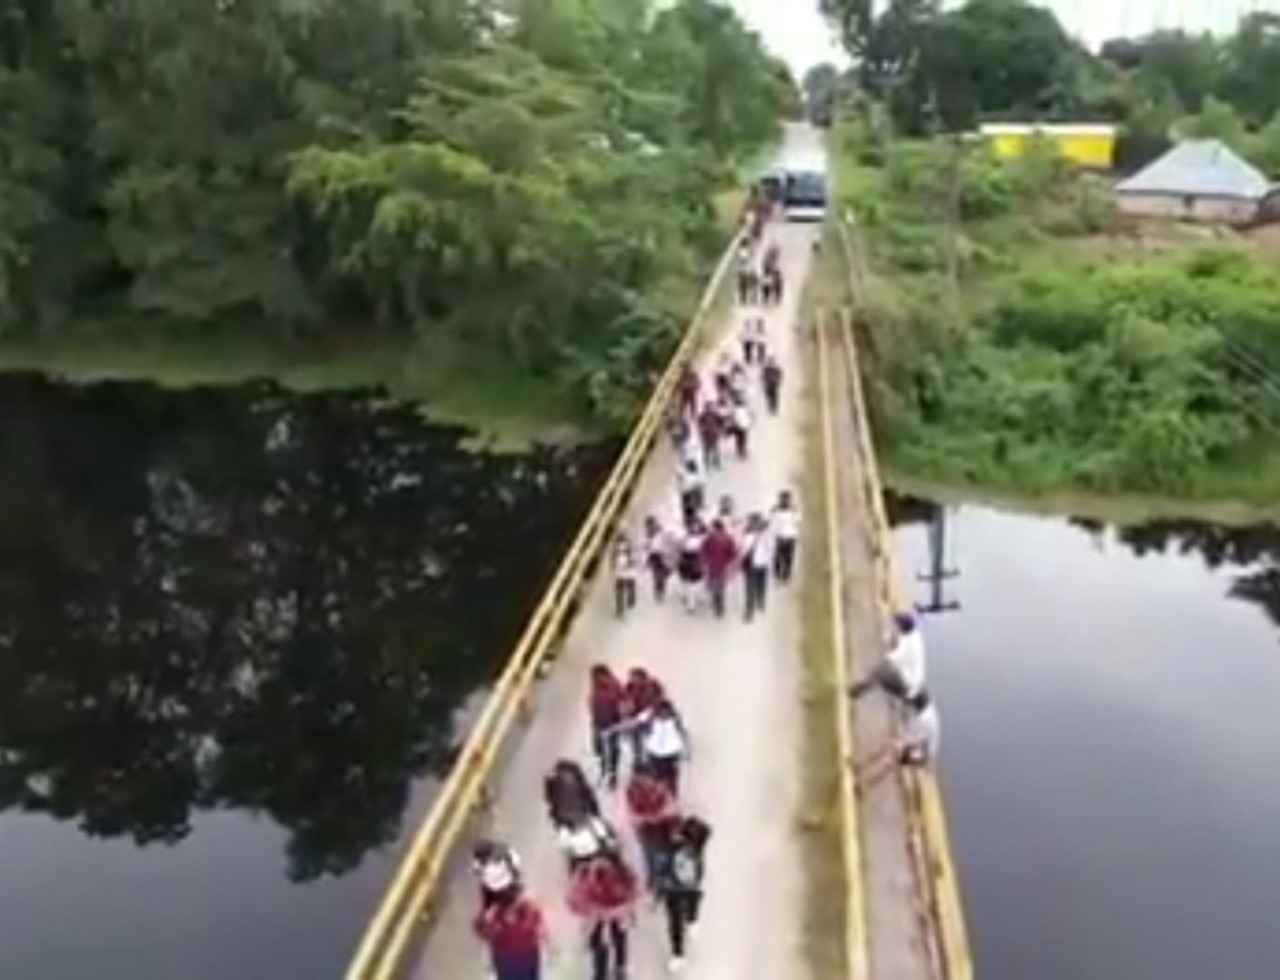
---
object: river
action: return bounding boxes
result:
[0,374,616,980]
[889,493,1280,979]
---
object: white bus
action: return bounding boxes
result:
[761,151,829,223]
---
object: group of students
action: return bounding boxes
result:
[471,664,709,980]
[735,236,784,307]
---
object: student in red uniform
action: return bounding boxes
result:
[568,851,639,980]
[624,758,679,893]
[543,758,600,831]
[474,892,547,980]
[696,399,722,471]
[588,664,626,788]
[622,666,666,770]
[677,365,700,419]
[701,518,739,619]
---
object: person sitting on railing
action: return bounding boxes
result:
[473,889,548,980]
[855,689,941,787]
[472,839,523,910]
[543,759,600,832]
[848,609,926,705]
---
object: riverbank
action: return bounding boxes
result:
[826,118,1280,517]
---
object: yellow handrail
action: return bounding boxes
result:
[815,311,872,980]
[345,231,743,980]
[837,305,974,980]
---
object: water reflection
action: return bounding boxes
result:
[0,374,614,976]
[889,490,1280,979]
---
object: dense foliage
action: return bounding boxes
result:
[834,121,1280,503]
[0,0,792,426]
[817,0,1280,174]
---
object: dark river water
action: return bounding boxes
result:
[0,374,616,980]
[889,493,1280,980]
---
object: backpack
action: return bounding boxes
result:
[670,847,701,889]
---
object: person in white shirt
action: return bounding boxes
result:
[740,512,773,621]
[769,490,800,583]
[611,533,639,618]
[643,699,691,797]
[849,610,926,704]
[728,397,751,459]
[856,690,941,787]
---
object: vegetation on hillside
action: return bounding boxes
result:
[814,3,1280,506]
[0,0,793,430]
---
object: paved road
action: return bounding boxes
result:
[413,218,819,978]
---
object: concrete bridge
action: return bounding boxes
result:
[343,124,971,980]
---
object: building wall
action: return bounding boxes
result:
[985,131,1115,169]
[1116,191,1259,224]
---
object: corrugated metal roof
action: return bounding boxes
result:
[1116,139,1270,200]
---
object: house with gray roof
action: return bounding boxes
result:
[1114,138,1273,225]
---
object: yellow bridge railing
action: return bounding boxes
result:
[343,231,743,980]
[832,218,975,980]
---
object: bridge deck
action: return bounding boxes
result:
[409,221,941,979]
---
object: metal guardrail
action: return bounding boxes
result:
[830,217,974,979]
[815,309,872,980]
[343,231,744,980]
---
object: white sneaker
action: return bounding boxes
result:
[669,957,685,973]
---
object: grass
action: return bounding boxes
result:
[0,326,590,451]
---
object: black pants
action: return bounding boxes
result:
[773,538,796,582]
[680,488,702,527]
[731,427,747,458]
[614,578,637,617]
[592,723,621,787]
[743,564,768,620]
[663,890,703,958]
[588,920,628,980]
[701,435,720,470]
[650,753,681,797]
[763,379,780,414]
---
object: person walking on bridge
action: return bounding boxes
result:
[849,609,926,705]
[655,814,713,973]
[642,699,691,797]
[642,516,676,604]
[696,399,722,471]
[740,512,773,622]
[544,759,600,831]
[761,353,783,416]
[675,519,707,614]
[568,851,639,980]
[611,533,639,619]
[623,666,667,768]
[589,664,626,788]
[474,891,547,980]
[700,518,739,619]
[472,839,523,910]
[625,759,678,895]
[676,456,705,529]
[769,491,800,584]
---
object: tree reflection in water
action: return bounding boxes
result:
[0,374,615,881]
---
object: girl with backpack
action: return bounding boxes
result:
[655,815,713,972]
[568,851,639,980]
[473,891,547,980]
[557,812,622,874]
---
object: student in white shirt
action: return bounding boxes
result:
[728,397,751,459]
[676,456,705,528]
[769,490,800,583]
[740,512,773,621]
[643,699,691,797]
[849,609,926,704]
[611,533,639,618]
[856,690,941,787]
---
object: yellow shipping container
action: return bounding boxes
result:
[980,123,1117,170]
